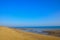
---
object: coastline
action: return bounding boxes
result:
[0,26,60,40]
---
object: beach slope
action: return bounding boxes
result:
[0,26,60,40]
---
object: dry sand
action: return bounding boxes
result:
[0,26,60,40]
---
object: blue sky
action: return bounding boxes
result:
[0,0,60,26]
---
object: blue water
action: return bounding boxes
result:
[12,26,60,35]
[22,28,60,34]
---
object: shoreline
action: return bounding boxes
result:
[0,26,60,40]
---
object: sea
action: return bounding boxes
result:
[12,26,60,35]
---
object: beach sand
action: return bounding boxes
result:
[0,26,60,40]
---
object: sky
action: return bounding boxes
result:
[0,0,60,27]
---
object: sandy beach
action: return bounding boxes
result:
[0,26,60,40]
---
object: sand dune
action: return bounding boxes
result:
[0,26,60,40]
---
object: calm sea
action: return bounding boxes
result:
[12,26,60,35]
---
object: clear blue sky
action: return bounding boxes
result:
[0,0,60,26]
